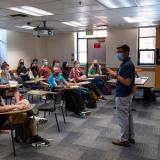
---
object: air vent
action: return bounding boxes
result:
[9,14,29,18]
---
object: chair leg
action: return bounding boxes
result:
[61,106,66,124]
[54,113,60,132]
[44,111,46,118]
[11,129,16,156]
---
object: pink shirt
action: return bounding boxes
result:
[69,68,83,81]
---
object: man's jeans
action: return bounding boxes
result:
[115,94,134,141]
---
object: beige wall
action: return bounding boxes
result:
[7,31,46,68]
[106,28,138,67]
[46,33,74,66]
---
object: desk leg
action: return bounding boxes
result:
[9,120,16,156]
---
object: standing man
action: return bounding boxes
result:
[107,44,135,146]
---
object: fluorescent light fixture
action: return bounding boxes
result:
[62,21,86,27]
[62,22,78,27]
[97,0,135,8]
[16,25,35,29]
[21,6,54,16]
[9,7,42,16]
[70,21,86,27]
[8,6,54,16]
[123,16,148,23]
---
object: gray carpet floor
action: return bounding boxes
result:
[1,95,160,160]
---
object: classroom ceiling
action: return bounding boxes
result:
[0,0,160,33]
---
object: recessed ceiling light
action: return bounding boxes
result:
[16,25,35,29]
[8,6,54,17]
[97,0,136,8]
[123,16,148,23]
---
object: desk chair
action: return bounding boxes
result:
[37,89,66,132]
[0,123,23,156]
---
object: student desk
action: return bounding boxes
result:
[27,90,57,102]
[107,77,149,86]
[0,104,35,156]
[25,78,47,84]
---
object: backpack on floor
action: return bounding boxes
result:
[101,82,112,95]
[84,92,97,108]
[65,91,84,115]
[15,124,32,143]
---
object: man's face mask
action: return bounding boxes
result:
[44,61,48,66]
[94,63,98,67]
[116,52,125,61]
[55,63,60,67]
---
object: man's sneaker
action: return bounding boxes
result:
[32,135,50,147]
[112,139,129,147]
[29,116,48,124]
[129,138,135,144]
[81,110,92,116]
[78,112,86,119]
[99,96,107,100]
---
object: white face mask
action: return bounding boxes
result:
[44,61,48,66]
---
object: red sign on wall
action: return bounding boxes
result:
[94,42,101,48]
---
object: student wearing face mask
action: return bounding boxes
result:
[70,61,106,100]
[88,59,105,92]
[52,59,62,73]
[29,59,40,79]
[39,59,51,79]
[17,59,30,82]
[48,67,91,118]
[0,63,20,102]
[107,44,135,146]
[88,59,102,77]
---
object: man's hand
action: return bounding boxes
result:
[107,68,117,79]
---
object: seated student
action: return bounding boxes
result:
[88,59,102,76]
[69,61,105,100]
[62,61,74,82]
[40,59,51,79]
[0,97,49,146]
[88,59,105,91]
[29,58,40,79]
[17,59,30,82]
[0,63,20,102]
[48,67,90,118]
[52,59,62,73]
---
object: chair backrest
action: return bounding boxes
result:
[54,89,64,106]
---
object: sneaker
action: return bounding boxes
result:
[81,110,92,116]
[99,96,107,100]
[29,116,48,124]
[78,112,86,119]
[129,138,135,144]
[112,139,129,147]
[32,135,50,147]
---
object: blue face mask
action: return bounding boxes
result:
[116,53,124,61]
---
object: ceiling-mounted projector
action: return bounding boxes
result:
[33,21,54,36]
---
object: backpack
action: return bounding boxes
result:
[84,92,97,108]
[65,91,85,115]
[15,124,32,143]
[101,82,112,95]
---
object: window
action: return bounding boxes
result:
[0,29,7,65]
[76,30,107,64]
[138,27,156,65]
